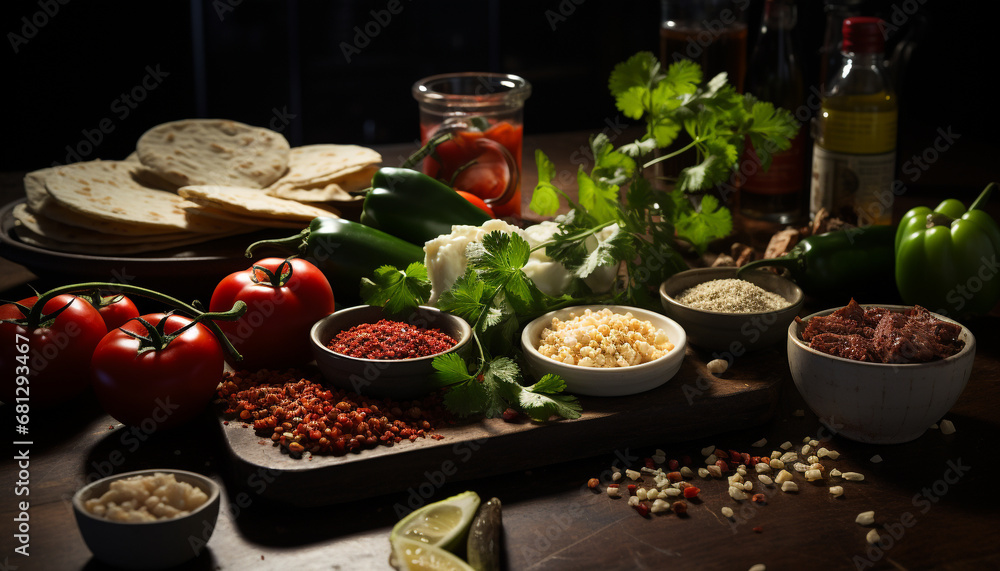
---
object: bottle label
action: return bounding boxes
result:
[810,145,895,225]
[818,107,897,154]
[741,131,805,196]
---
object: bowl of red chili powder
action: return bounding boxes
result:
[310,305,472,399]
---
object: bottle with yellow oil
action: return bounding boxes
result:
[810,16,897,225]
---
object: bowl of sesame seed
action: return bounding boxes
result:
[659,267,804,352]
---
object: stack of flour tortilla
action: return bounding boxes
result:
[14,118,381,255]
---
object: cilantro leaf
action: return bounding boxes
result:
[574,225,632,280]
[673,194,733,253]
[359,263,430,314]
[576,170,619,225]
[443,379,487,418]
[436,269,487,325]
[529,149,562,216]
[517,374,582,421]
[480,357,520,418]
[431,352,474,387]
[608,51,661,97]
[745,98,798,171]
[471,231,533,306]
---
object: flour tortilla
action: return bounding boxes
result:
[136,119,290,188]
[265,163,376,203]
[43,160,249,233]
[265,144,380,188]
[183,205,312,229]
[178,185,335,221]
[24,167,184,236]
[12,203,198,245]
[13,223,245,255]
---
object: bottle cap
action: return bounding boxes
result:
[842,17,885,54]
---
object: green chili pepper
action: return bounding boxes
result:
[894,183,1000,317]
[245,217,424,303]
[361,167,492,245]
[737,225,898,300]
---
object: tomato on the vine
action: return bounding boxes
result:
[89,294,140,331]
[209,257,336,371]
[1,295,107,408]
[91,313,224,428]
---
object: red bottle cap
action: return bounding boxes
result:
[842,17,886,54]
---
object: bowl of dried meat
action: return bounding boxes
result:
[787,299,976,444]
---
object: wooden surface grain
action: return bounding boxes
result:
[2,131,999,570]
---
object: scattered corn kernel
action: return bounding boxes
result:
[829,486,844,497]
[680,466,695,479]
[662,487,681,497]
[805,469,823,482]
[707,465,723,478]
[830,468,842,478]
[607,486,621,498]
[842,472,865,481]
[856,511,875,525]
[626,469,641,481]
[650,499,671,514]
[758,475,774,486]
[705,454,718,465]
[870,455,883,464]
[866,529,882,545]
[698,468,710,479]
[769,459,785,470]
[721,506,734,518]
[774,469,794,484]
[706,358,729,374]
[636,488,647,500]
[701,445,716,456]
[755,463,771,474]
[749,565,767,571]
[742,481,753,491]
[780,441,792,450]
[780,452,798,463]
[752,438,767,448]
[940,419,956,435]
[793,462,809,473]
[801,444,812,455]
[729,486,749,500]
[780,481,799,492]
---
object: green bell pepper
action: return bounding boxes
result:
[895,183,1000,317]
[245,217,424,303]
[361,167,492,246]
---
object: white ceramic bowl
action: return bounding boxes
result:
[310,305,473,399]
[660,267,804,352]
[520,305,687,397]
[72,469,221,570]
[788,305,976,444]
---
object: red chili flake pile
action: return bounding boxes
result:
[217,369,450,456]
[327,319,456,360]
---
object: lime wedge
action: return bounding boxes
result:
[391,537,475,571]
[390,491,481,555]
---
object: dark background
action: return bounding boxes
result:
[3,0,997,192]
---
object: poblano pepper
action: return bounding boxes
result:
[361,167,492,245]
[895,182,1000,317]
[245,217,424,303]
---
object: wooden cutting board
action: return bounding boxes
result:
[215,345,786,506]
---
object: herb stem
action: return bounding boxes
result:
[641,136,707,169]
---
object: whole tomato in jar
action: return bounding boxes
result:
[209,257,336,371]
[91,313,224,428]
[1,295,107,408]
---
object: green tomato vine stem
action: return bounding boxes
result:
[27,282,247,362]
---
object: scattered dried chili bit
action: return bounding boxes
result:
[634,503,650,517]
[216,369,449,457]
[716,459,730,472]
[645,458,656,469]
[502,408,520,421]
[666,471,683,483]
[683,486,701,499]
[588,478,600,489]
[668,459,680,471]
[627,484,637,496]
[752,493,767,504]
[327,319,456,360]
[672,501,688,515]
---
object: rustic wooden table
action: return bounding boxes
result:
[1,132,998,570]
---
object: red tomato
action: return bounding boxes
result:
[94,295,140,331]
[455,190,495,218]
[209,257,336,371]
[91,313,224,428]
[1,295,107,408]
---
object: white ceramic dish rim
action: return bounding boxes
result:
[659,270,805,317]
[521,304,687,373]
[309,305,473,365]
[787,304,976,368]
[72,468,221,526]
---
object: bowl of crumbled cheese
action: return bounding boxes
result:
[72,469,221,569]
[660,267,804,352]
[520,305,686,396]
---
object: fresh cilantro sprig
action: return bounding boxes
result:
[530,52,797,307]
[362,231,583,422]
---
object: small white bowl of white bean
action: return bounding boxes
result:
[520,305,687,396]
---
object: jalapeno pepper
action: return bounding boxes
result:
[360,167,492,246]
[894,183,1000,317]
[737,225,898,300]
[245,217,424,303]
